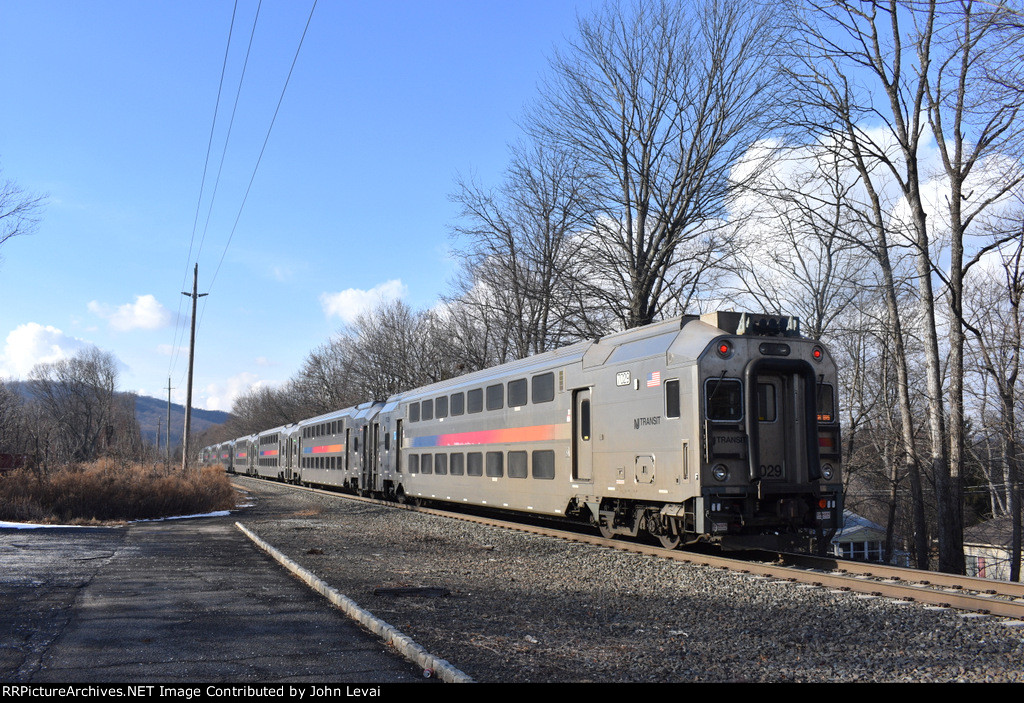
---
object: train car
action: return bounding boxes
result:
[296,407,357,489]
[218,440,235,472]
[233,434,257,476]
[205,311,842,550]
[389,311,841,549]
[254,424,299,481]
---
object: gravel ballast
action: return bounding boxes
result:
[235,477,1024,683]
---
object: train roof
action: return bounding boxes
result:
[299,405,360,427]
[389,312,809,404]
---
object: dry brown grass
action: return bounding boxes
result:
[0,459,238,525]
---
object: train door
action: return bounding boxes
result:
[572,388,593,481]
[364,422,379,492]
[755,375,786,482]
[395,419,403,473]
[360,424,373,492]
[345,428,351,475]
[746,359,819,485]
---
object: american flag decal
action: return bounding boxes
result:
[647,371,661,387]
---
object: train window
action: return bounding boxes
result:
[580,399,591,441]
[532,372,555,403]
[422,399,434,421]
[467,452,483,476]
[486,384,504,411]
[451,392,465,416]
[450,453,464,475]
[666,380,680,418]
[409,403,420,422]
[434,454,447,475]
[467,389,483,414]
[436,395,448,418]
[508,379,528,407]
[757,383,777,422]
[384,430,391,451]
[532,450,555,480]
[817,384,835,423]
[508,451,528,478]
[705,379,743,422]
[421,453,432,474]
[409,454,419,474]
[486,451,504,477]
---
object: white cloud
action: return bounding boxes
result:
[320,279,407,324]
[0,323,92,379]
[88,294,172,332]
[200,372,275,413]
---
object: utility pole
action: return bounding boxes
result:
[181,263,207,471]
[166,376,174,466]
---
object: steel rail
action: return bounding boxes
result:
[774,550,1024,600]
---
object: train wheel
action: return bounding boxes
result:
[598,519,615,540]
[657,533,682,550]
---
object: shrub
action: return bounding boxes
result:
[0,460,237,524]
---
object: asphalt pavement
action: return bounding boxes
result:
[0,515,432,683]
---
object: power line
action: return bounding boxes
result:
[207,0,319,296]
[194,0,265,267]
[193,0,319,346]
[168,0,241,386]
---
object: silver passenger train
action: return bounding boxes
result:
[201,312,843,549]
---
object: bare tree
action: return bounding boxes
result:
[780,0,1024,573]
[451,143,596,358]
[731,146,871,340]
[963,230,1023,580]
[27,348,126,463]
[781,0,943,567]
[292,337,360,416]
[0,380,30,457]
[224,382,310,439]
[526,0,786,329]
[923,0,1024,576]
[0,166,45,264]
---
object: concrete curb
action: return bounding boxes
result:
[235,521,474,684]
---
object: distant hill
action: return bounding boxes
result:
[6,381,230,449]
[134,394,230,448]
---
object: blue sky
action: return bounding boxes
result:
[0,0,598,410]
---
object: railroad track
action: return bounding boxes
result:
[232,475,1024,623]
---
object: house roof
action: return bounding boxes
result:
[832,510,887,544]
[964,515,1020,548]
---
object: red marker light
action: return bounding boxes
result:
[812,346,823,361]
[716,341,732,358]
